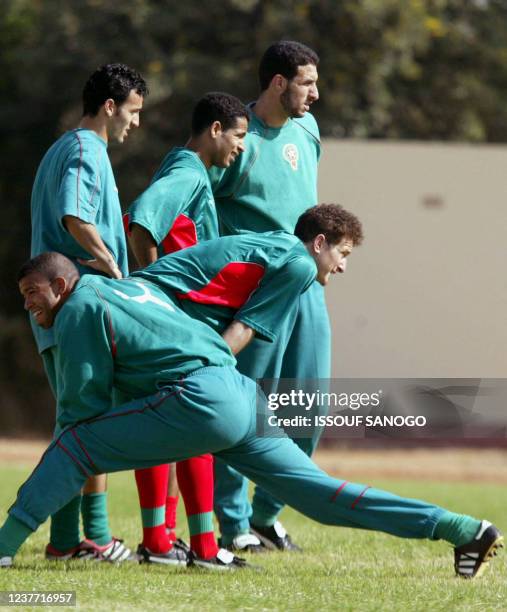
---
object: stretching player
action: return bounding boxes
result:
[134,204,360,358]
[0,252,502,581]
[209,40,328,552]
[124,93,249,565]
[29,63,147,562]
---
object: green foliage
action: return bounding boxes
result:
[0,465,506,610]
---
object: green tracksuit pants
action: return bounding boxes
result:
[7,367,444,552]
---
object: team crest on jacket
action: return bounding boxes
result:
[283,143,299,171]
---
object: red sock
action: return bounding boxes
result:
[135,465,172,554]
[165,495,179,535]
[177,455,218,560]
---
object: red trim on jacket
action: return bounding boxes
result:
[176,262,265,308]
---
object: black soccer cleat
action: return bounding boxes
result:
[250,521,302,552]
[136,543,188,566]
[454,520,504,579]
[188,547,251,570]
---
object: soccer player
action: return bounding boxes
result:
[29,63,148,562]
[124,93,249,565]
[134,204,360,358]
[209,40,329,552]
[0,252,502,581]
[125,92,248,265]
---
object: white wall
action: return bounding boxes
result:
[319,139,507,377]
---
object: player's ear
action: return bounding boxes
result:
[271,74,288,93]
[104,98,116,117]
[210,120,223,139]
[312,233,326,254]
[51,276,68,297]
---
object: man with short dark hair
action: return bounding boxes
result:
[0,251,502,580]
[124,91,248,567]
[209,40,328,552]
[126,92,248,267]
[29,62,148,562]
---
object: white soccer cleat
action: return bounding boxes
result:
[80,537,132,563]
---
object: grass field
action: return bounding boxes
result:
[0,448,506,611]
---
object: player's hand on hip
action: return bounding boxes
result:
[78,255,123,279]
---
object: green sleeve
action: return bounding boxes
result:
[58,141,104,224]
[128,168,202,245]
[54,292,115,427]
[235,257,317,342]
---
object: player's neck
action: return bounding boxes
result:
[253,92,289,128]
[185,137,211,168]
[79,115,108,143]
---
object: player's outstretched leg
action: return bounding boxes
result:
[0,433,91,566]
[217,433,503,578]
